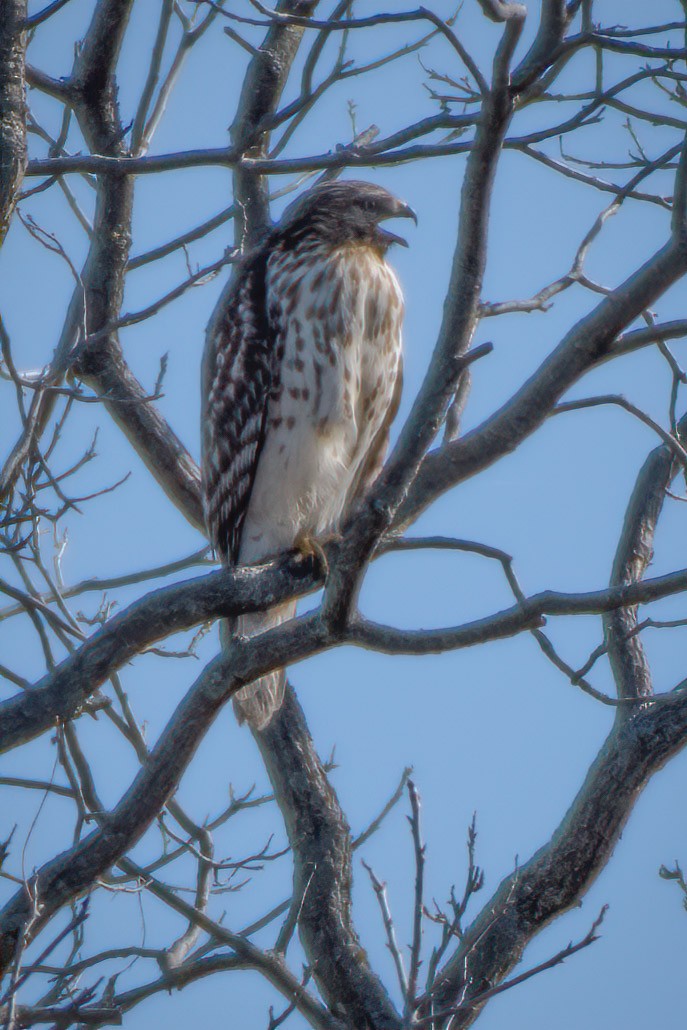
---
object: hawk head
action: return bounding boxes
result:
[278,179,417,250]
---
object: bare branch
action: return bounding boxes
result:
[406,780,425,1015]
[350,567,687,658]
[362,860,409,1002]
[552,394,687,469]
[418,905,608,1027]
[0,0,27,246]
[603,414,687,705]
[256,686,401,1028]
[130,0,174,154]
[352,767,413,850]
[23,0,75,29]
[404,136,687,530]
[0,553,320,753]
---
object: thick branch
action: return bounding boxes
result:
[65,0,204,527]
[257,687,401,1029]
[0,0,136,504]
[321,24,522,628]
[512,0,571,91]
[230,0,319,245]
[0,0,27,246]
[604,414,687,704]
[0,554,319,754]
[5,540,687,756]
[424,686,687,1026]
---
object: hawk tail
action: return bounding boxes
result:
[232,599,296,730]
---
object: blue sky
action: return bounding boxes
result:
[2,1,687,1026]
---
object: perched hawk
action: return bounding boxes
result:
[202,179,415,729]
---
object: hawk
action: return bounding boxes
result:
[202,179,415,729]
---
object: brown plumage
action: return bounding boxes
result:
[202,180,414,729]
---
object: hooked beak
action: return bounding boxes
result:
[378,198,418,247]
[394,199,418,224]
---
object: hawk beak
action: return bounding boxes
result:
[377,199,417,247]
[376,226,411,248]
[395,200,418,224]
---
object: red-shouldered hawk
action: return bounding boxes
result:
[202,179,415,729]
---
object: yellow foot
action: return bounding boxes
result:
[293,532,342,577]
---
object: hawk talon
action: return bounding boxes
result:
[294,533,335,577]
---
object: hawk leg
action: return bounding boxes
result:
[293,530,343,579]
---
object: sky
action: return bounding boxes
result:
[2,1,687,1027]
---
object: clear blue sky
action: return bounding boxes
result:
[2,1,687,1026]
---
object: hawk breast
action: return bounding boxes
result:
[202,236,404,568]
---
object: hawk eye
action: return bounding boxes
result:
[362,198,376,212]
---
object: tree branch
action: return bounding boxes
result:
[403,135,687,530]
[0,0,27,246]
[257,687,402,1028]
[604,413,687,705]
[423,687,687,1026]
[230,0,320,246]
[0,553,320,754]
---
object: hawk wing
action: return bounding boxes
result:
[202,250,281,565]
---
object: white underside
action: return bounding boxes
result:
[234,242,403,729]
[239,243,403,565]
